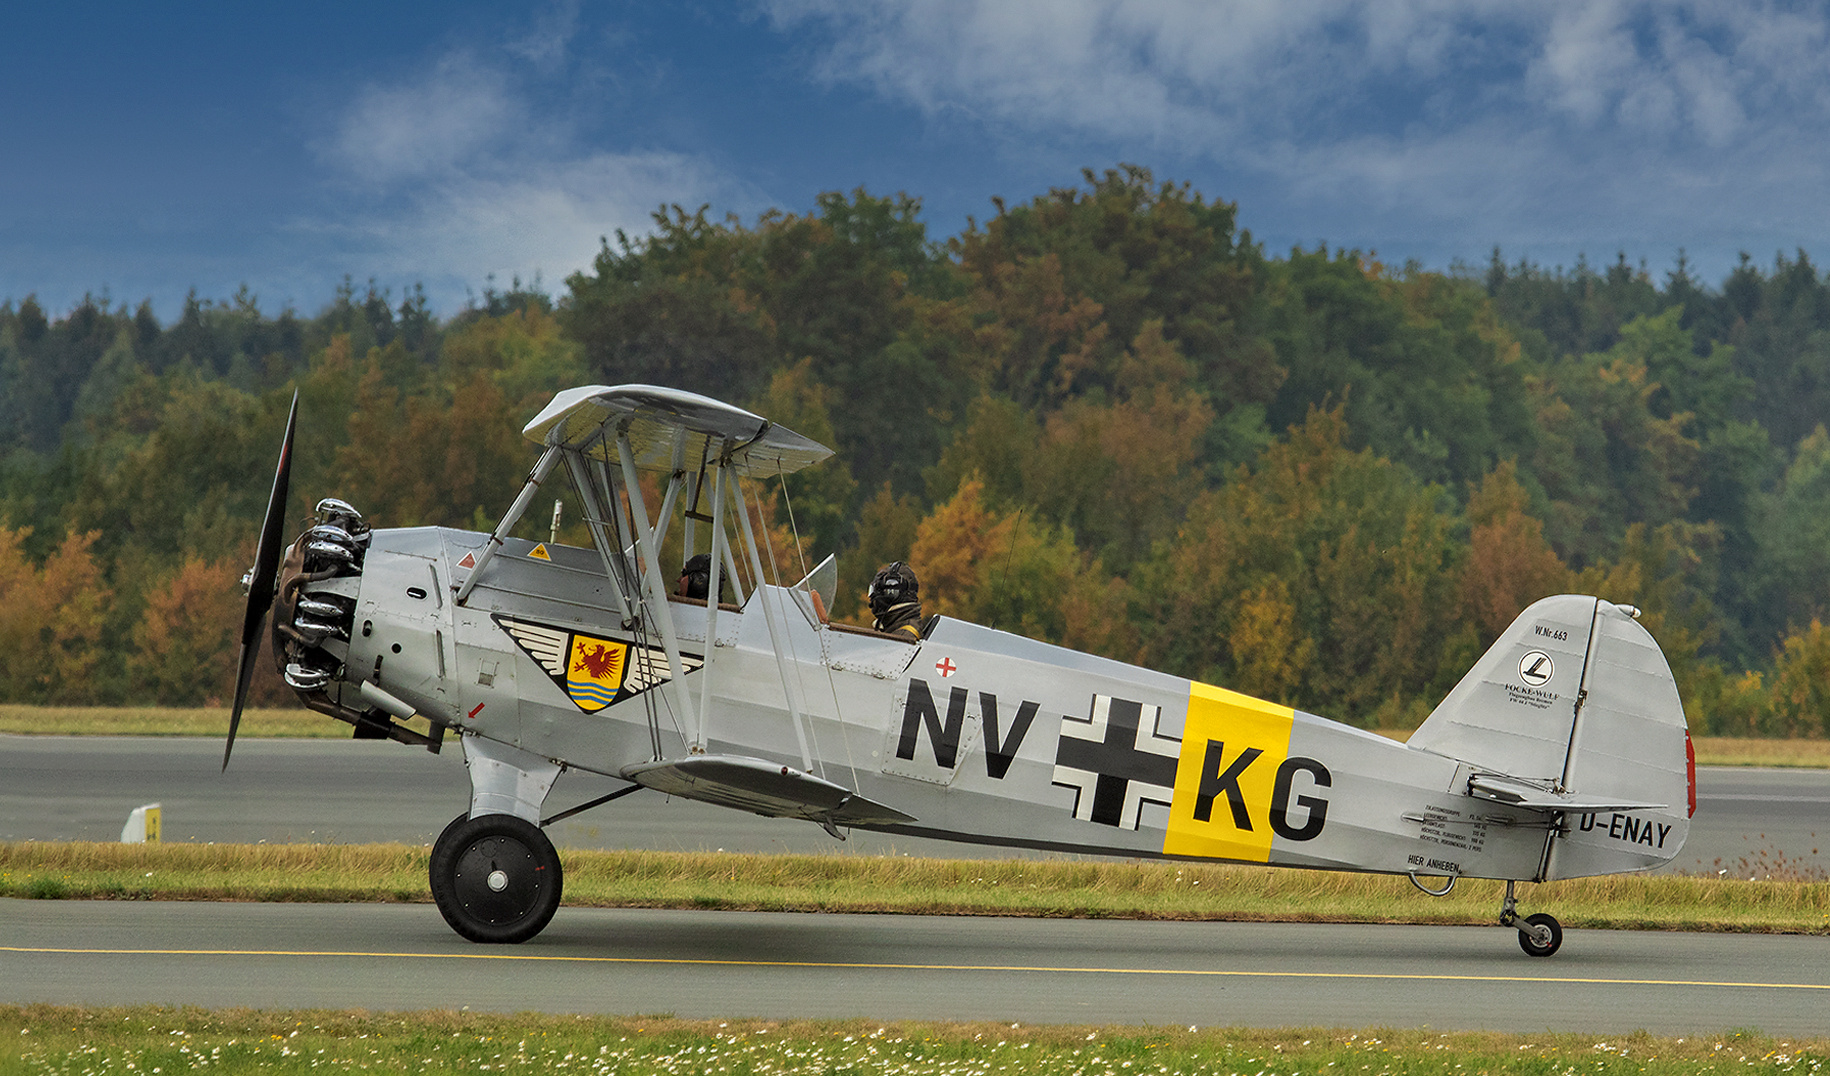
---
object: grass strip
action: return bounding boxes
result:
[4,842,1827,934]
[2,1005,1824,1076]
[1685,737,1830,768]
[4,705,1826,768]
[0,705,338,739]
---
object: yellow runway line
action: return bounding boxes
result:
[5,945,1829,992]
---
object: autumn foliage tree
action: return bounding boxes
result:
[1769,619,1830,737]
[8,166,1830,729]
[1461,460,1571,643]
[0,527,111,703]
[910,478,1132,658]
[128,553,289,706]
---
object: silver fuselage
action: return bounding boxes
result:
[305,526,1689,882]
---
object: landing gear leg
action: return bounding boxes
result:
[1500,879,1562,957]
[434,735,566,943]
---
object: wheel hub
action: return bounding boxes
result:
[453,835,544,925]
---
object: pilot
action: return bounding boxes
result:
[677,553,712,600]
[868,561,923,638]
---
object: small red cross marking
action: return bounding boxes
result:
[935,657,957,678]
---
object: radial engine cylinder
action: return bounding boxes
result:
[273,499,369,692]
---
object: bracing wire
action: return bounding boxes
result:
[987,505,1025,632]
[612,460,683,757]
[777,469,810,581]
[749,471,826,780]
[774,460,864,791]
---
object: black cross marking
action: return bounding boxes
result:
[1054,697,1178,827]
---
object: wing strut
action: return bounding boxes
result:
[457,446,561,606]
[617,429,696,744]
[559,448,636,626]
[650,425,691,555]
[693,450,730,753]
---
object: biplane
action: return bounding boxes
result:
[229,385,1695,956]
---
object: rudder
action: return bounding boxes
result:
[1408,595,1692,878]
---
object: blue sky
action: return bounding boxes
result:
[6,1,1829,321]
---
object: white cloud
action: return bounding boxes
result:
[773,0,1517,143]
[309,21,753,309]
[775,0,1830,147]
[294,1,1830,300]
[1528,3,1637,125]
[506,0,581,71]
[768,0,1830,268]
[312,150,734,293]
[327,53,519,185]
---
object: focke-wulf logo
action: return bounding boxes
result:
[1518,650,1554,687]
[1051,694,1178,829]
[496,615,702,713]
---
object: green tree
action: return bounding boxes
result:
[1141,405,1461,725]
[1483,250,1666,362]
[562,206,777,404]
[1751,425,1830,648]
[955,165,1275,421]
[1527,348,1699,564]
[70,326,145,433]
[329,357,524,529]
[65,371,274,567]
[840,482,924,620]
[441,303,584,409]
[750,359,858,573]
[1264,251,1533,488]
[1021,321,1213,572]
[1723,250,1830,455]
[563,191,968,501]
[1769,619,1830,737]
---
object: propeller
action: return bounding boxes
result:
[225,390,299,771]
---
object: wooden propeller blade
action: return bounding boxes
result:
[225,390,298,771]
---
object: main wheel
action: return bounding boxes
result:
[430,813,563,944]
[1516,912,1562,957]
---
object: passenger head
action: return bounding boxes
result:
[678,553,712,599]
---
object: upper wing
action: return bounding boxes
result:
[522,384,834,477]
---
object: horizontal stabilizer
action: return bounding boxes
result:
[1467,772,1665,814]
[623,755,916,826]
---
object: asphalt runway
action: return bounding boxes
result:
[5,900,1828,1035]
[6,735,1829,1033]
[3,735,1826,874]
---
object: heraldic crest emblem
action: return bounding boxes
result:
[495,615,703,713]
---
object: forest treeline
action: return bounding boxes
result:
[3,166,1829,734]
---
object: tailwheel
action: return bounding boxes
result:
[1516,912,1562,957]
[430,813,563,944]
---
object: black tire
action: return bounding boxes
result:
[430,813,563,944]
[435,812,469,848]
[1517,912,1562,957]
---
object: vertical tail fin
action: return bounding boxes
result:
[1409,595,1692,877]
